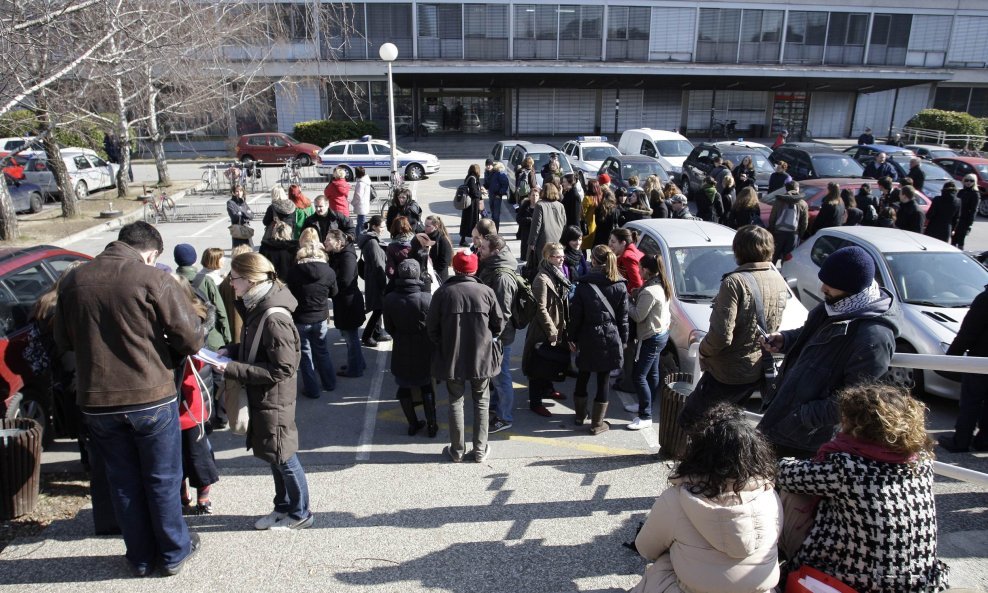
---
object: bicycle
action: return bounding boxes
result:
[245,160,261,193]
[224,162,243,192]
[142,186,176,224]
[200,163,222,194]
[279,158,302,189]
[710,118,738,139]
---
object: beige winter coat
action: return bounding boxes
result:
[632,479,782,593]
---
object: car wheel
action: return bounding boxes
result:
[680,176,691,196]
[341,166,354,182]
[74,180,88,199]
[28,192,42,213]
[978,197,988,218]
[240,154,255,163]
[19,396,53,447]
[887,342,925,398]
[405,163,425,181]
[294,154,312,167]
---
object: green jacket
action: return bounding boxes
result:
[177,265,231,350]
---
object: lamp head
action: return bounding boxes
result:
[379,43,398,62]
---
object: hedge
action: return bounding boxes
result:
[906,109,985,142]
[0,109,117,159]
[293,120,379,147]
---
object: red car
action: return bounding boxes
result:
[932,156,988,197]
[235,133,321,166]
[758,178,930,227]
[1,245,91,445]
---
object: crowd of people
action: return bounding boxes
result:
[36,154,980,591]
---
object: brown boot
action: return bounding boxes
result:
[573,396,588,426]
[590,402,610,435]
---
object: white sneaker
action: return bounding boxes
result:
[270,514,315,531]
[254,511,288,530]
[627,417,653,431]
[609,368,622,378]
[623,401,640,413]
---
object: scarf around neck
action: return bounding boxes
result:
[541,258,572,290]
[825,280,881,317]
[242,280,273,311]
[815,432,917,464]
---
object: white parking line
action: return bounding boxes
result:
[355,342,391,461]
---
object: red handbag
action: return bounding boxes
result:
[179,356,211,431]
[786,565,859,593]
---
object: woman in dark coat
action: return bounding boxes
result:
[383,259,437,437]
[895,185,926,234]
[569,245,629,436]
[218,252,312,531]
[424,214,453,283]
[260,190,299,282]
[592,191,621,247]
[522,242,572,418]
[325,230,367,377]
[226,185,254,248]
[357,215,390,347]
[385,216,415,286]
[924,181,961,243]
[385,187,424,233]
[457,163,484,247]
[808,182,846,236]
[285,242,338,398]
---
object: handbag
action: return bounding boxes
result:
[224,306,292,435]
[229,223,254,240]
[533,341,569,381]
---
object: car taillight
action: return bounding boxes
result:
[784,253,793,262]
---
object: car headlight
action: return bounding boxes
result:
[312,149,319,155]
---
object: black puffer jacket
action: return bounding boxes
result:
[285,259,337,324]
[357,232,387,311]
[260,199,298,282]
[383,277,433,387]
[328,242,366,330]
[924,188,961,243]
[302,211,355,242]
[569,271,629,373]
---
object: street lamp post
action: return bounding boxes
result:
[379,43,399,189]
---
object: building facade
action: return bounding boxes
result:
[226,0,988,141]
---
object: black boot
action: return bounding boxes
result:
[399,396,425,436]
[421,387,439,438]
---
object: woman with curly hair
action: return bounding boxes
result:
[777,384,949,593]
[631,403,782,593]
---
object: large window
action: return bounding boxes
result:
[784,11,828,64]
[514,4,558,60]
[418,3,462,59]
[867,14,910,65]
[321,3,367,59]
[326,81,370,120]
[366,3,412,59]
[739,9,782,63]
[464,4,508,59]
[268,3,312,41]
[559,5,602,60]
[607,6,649,61]
[825,12,868,65]
[696,9,740,63]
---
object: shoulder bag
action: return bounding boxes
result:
[224,306,292,435]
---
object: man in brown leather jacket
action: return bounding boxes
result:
[55,221,206,577]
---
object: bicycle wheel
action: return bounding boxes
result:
[201,171,213,192]
[162,197,177,221]
[280,169,290,188]
[143,203,158,224]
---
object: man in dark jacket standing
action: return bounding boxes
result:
[303,196,355,242]
[938,285,988,452]
[894,185,926,233]
[561,173,582,229]
[924,181,961,243]
[477,234,518,433]
[863,152,896,180]
[757,246,900,458]
[427,250,506,462]
[953,173,980,250]
[54,222,206,577]
[906,156,926,191]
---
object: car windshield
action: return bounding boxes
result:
[656,140,693,157]
[622,161,668,181]
[583,146,620,161]
[725,152,774,174]
[919,162,950,181]
[976,164,988,180]
[928,149,956,158]
[884,252,988,307]
[668,246,737,301]
[811,155,864,178]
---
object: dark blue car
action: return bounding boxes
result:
[5,174,44,214]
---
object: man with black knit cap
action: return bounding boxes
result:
[757,246,901,458]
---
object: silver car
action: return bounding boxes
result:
[23,148,119,199]
[782,226,988,399]
[627,219,808,382]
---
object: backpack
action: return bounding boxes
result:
[453,178,472,210]
[495,268,536,330]
[263,215,294,243]
[776,202,798,232]
[517,171,531,199]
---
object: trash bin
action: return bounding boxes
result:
[659,373,693,460]
[0,418,43,519]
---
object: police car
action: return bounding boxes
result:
[315,136,440,181]
[560,136,621,179]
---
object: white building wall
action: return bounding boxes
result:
[851,84,932,138]
[807,93,852,138]
[649,7,696,62]
[517,89,596,134]
[642,90,683,131]
[947,16,988,67]
[601,89,644,133]
[275,82,323,134]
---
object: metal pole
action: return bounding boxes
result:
[387,61,397,183]
[614,88,620,135]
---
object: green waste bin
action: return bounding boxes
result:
[0,418,42,519]
[659,373,693,460]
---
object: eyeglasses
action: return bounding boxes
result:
[964,180,975,184]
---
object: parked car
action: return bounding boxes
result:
[561,136,621,179]
[855,155,953,198]
[842,144,915,160]
[5,174,44,214]
[22,148,120,199]
[488,141,518,169]
[617,128,694,175]
[770,143,864,181]
[626,219,807,382]
[597,155,670,192]
[0,136,44,159]
[316,135,440,182]
[933,156,988,199]
[682,142,774,196]
[395,116,439,136]
[235,132,321,166]
[506,141,574,197]
[783,226,988,399]
[0,245,91,445]
[905,144,958,161]
[715,140,774,159]
[757,177,931,229]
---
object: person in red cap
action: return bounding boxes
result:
[597,172,612,189]
[426,249,506,463]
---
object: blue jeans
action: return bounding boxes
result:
[634,332,669,419]
[270,453,310,520]
[341,328,366,376]
[490,194,504,229]
[356,214,366,236]
[490,342,514,422]
[84,400,190,572]
[297,320,336,396]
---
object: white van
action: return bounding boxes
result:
[617,129,694,175]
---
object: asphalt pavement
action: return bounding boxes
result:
[2,155,986,592]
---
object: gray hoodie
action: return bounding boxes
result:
[478,247,519,345]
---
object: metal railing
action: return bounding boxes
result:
[900,127,987,152]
